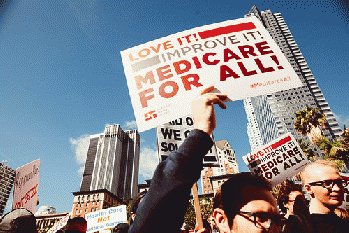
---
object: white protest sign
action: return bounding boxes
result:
[86,205,127,233]
[12,159,40,214]
[156,116,219,166]
[121,16,302,132]
[47,213,71,233]
[157,115,218,166]
[242,133,309,186]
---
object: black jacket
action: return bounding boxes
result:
[129,129,213,233]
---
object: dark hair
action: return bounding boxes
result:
[213,172,272,227]
[0,208,36,233]
[131,190,147,214]
[275,180,303,213]
[66,216,87,231]
[113,222,130,233]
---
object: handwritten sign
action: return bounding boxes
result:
[47,213,71,233]
[12,159,40,214]
[157,116,218,166]
[242,133,309,186]
[86,206,127,233]
[121,16,302,132]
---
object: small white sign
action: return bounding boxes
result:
[242,133,309,186]
[121,16,302,132]
[157,115,218,166]
[86,206,127,233]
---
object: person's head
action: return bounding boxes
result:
[276,180,308,216]
[301,160,344,213]
[130,190,147,223]
[66,216,87,233]
[213,172,282,233]
[0,208,36,233]
[113,222,129,233]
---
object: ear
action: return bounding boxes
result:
[213,208,231,233]
[304,184,314,196]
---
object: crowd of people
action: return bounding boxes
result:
[0,86,348,233]
[129,86,349,233]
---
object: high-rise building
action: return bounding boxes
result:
[201,140,239,194]
[243,5,342,150]
[0,162,15,215]
[79,124,140,200]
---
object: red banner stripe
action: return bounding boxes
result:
[198,22,256,39]
[271,136,292,150]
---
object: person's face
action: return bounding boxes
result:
[214,187,280,233]
[305,166,344,208]
[284,191,306,215]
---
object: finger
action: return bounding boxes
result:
[200,86,215,95]
[207,95,227,109]
[217,94,228,101]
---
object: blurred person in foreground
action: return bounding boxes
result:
[129,86,284,233]
[301,159,348,232]
[65,216,87,233]
[276,180,313,232]
[113,222,129,233]
[0,208,36,233]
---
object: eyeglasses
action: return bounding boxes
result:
[308,179,345,189]
[238,211,285,229]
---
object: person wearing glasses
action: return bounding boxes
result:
[301,159,347,232]
[276,180,313,232]
[212,172,284,233]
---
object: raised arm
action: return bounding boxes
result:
[129,86,227,233]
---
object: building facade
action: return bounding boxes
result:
[80,124,140,200]
[243,5,342,150]
[201,140,239,194]
[35,212,69,233]
[71,189,123,218]
[0,162,15,216]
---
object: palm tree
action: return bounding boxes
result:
[294,106,328,145]
[297,138,317,160]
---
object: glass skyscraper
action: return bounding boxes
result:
[0,162,15,215]
[243,5,342,151]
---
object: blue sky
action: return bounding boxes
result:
[1,0,348,214]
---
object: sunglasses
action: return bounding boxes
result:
[308,179,345,189]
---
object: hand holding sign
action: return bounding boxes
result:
[192,86,227,135]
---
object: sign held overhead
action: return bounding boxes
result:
[121,17,302,132]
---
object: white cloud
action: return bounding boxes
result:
[78,166,85,176]
[123,120,138,130]
[70,135,90,175]
[334,114,349,129]
[139,147,159,179]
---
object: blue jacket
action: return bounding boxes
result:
[129,129,213,233]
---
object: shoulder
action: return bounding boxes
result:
[310,213,347,233]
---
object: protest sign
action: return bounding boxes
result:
[86,205,127,233]
[12,159,40,214]
[242,133,309,186]
[47,213,71,233]
[157,115,218,166]
[121,16,302,132]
